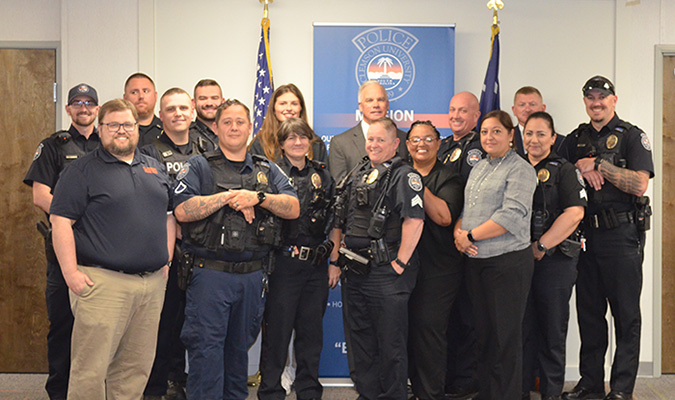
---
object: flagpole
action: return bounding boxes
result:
[252,0,276,136]
[478,0,503,125]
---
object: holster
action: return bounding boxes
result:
[37,221,58,265]
[337,247,371,276]
[312,239,335,266]
[176,251,195,291]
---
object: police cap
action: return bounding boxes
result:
[582,75,615,96]
[67,83,98,104]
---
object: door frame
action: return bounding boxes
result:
[0,41,61,130]
[652,44,675,377]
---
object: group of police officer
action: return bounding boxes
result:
[25,73,652,400]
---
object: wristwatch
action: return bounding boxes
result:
[536,240,548,252]
[594,157,604,170]
[256,190,267,204]
[467,230,476,243]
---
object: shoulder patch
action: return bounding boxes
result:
[33,143,44,161]
[466,149,482,167]
[176,162,190,181]
[640,132,652,151]
[575,168,585,187]
[407,172,423,191]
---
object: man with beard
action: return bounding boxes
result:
[124,72,163,147]
[560,76,654,400]
[141,88,213,400]
[50,98,174,400]
[23,83,100,400]
[190,79,224,147]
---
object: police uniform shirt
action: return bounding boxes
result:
[172,150,296,213]
[49,148,172,273]
[249,134,330,166]
[138,115,163,148]
[23,125,100,190]
[342,157,425,240]
[140,130,215,181]
[190,119,218,148]
[531,151,588,236]
[438,131,485,183]
[417,160,464,279]
[560,114,654,213]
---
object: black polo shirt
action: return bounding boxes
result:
[138,115,163,147]
[23,125,100,191]
[50,148,171,273]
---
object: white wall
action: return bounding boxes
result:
[2,0,668,378]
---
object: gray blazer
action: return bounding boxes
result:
[328,123,409,181]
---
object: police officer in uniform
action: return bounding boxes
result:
[190,79,224,148]
[172,99,299,400]
[560,76,654,400]
[124,72,163,147]
[437,91,484,398]
[23,83,100,400]
[520,112,586,400]
[140,88,213,400]
[258,117,336,400]
[330,117,424,400]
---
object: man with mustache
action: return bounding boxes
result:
[50,98,174,400]
[23,83,100,400]
[560,76,654,400]
[124,72,163,147]
[190,79,224,147]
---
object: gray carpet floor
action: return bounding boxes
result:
[1,374,675,399]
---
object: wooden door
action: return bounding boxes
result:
[0,48,56,372]
[663,55,675,372]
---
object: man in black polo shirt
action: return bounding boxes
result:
[23,83,100,400]
[50,98,174,400]
[124,72,163,147]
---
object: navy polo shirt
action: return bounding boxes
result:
[50,147,172,273]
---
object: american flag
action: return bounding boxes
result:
[252,17,274,135]
[478,23,500,126]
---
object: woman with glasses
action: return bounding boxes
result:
[521,112,586,400]
[249,84,328,165]
[405,121,465,400]
[257,117,336,400]
[454,110,537,400]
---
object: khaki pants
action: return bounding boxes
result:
[67,265,166,400]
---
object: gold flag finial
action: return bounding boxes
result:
[259,0,274,19]
[487,0,504,26]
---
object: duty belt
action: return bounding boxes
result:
[279,245,318,261]
[194,257,264,274]
[587,210,634,229]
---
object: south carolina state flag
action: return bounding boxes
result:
[479,24,500,125]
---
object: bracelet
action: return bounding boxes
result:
[329,260,338,265]
[394,258,409,269]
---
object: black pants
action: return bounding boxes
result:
[144,256,187,396]
[466,247,534,400]
[345,259,418,400]
[408,260,464,400]
[258,256,329,400]
[444,280,477,392]
[576,223,644,394]
[45,261,73,400]
[522,251,577,397]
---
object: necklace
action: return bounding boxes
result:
[468,155,506,208]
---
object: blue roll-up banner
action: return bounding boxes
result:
[315,24,455,378]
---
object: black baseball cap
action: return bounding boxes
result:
[67,83,98,104]
[582,76,615,96]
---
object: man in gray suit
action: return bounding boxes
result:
[328,80,409,181]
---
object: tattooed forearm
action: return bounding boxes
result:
[599,162,649,196]
[263,194,300,219]
[175,193,228,222]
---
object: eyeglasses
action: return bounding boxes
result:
[408,137,437,145]
[101,122,138,132]
[69,100,97,109]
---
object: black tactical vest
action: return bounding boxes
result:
[153,136,209,180]
[282,159,332,243]
[181,152,281,258]
[345,157,403,244]
[53,130,87,170]
[531,159,563,240]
